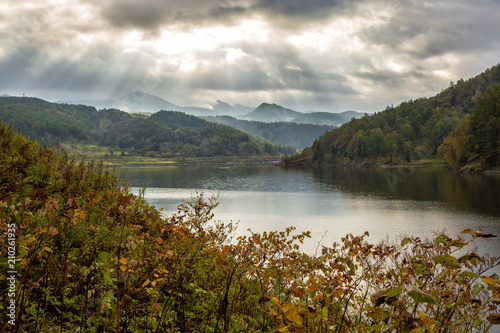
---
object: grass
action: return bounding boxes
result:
[59,143,282,166]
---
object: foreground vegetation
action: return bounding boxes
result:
[284,65,500,172]
[1,120,500,332]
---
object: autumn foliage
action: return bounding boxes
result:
[1,120,499,332]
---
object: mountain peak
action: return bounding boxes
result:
[113,91,181,113]
[243,103,301,122]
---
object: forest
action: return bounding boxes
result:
[284,65,500,172]
[0,97,296,159]
[1,118,500,332]
[202,115,335,149]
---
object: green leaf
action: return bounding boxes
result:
[386,286,403,298]
[434,255,460,269]
[415,264,426,275]
[321,306,328,318]
[18,246,28,257]
[366,307,391,322]
[408,286,439,304]
[98,251,112,262]
[371,287,402,305]
[401,238,411,247]
[460,271,478,279]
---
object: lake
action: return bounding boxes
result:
[115,164,500,257]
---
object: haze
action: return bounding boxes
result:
[1,0,499,112]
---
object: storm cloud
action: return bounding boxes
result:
[1,0,499,112]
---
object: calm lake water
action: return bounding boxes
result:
[115,164,500,257]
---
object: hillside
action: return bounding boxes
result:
[284,65,500,169]
[438,85,500,172]
[1,119,499,332]
[243,103,365,126]
[202,115,335,149]
[0,97,295,159]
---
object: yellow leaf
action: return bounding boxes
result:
[166,250,174,258]
[151,280,157,287]
[156,238,164,245]
[271,296,280,308]
[119,257,128,265]
[288,309,303,326]
[482,277,500,289]
[120,266,127,271]
[281,303,293,313]
[142,279,151,288]
[278,328,288,332]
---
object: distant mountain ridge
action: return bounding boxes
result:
[242,103,365,126]
[60,93,364,125]
[61,92,248,117]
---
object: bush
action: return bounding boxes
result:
[1,120,499,332]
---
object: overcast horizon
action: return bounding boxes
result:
[1,0,499,113]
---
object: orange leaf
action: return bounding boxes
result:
[308,282,319,294]
[119,257,128,265]
[142,279,151,288]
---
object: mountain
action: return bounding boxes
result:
[202,115,335,149]
[0,97,295,158]
[283,64,500,169]
[242,103,302,122]
[211,100,253,116]
[242,103,365,126]
[112,91,182,113]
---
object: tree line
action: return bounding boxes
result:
[0,97,296,158]
[284,64,500,172]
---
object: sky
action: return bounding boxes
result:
[0,0,499,113]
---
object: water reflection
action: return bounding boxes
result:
[302,166,500,217]
[118,165,500,217]
[116,165,499,257]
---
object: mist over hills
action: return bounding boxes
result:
[59,92,363,125]
[242,103,365,126]
[202,115,336,149]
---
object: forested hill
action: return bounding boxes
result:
[284,64,500,171]
[0,97,295,158]
[438,84,500,171]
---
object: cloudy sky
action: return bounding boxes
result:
[1,0,499,112]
